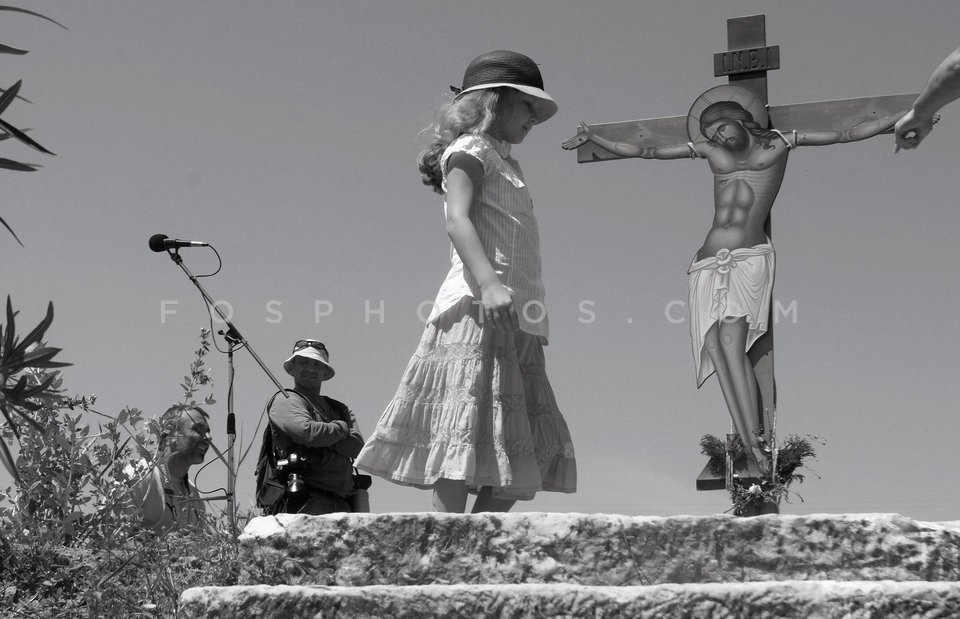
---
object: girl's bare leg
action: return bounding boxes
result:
[471,486,516,513]
[433,478,468,513]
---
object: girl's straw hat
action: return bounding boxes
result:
[453,50,558,123]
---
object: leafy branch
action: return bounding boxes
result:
[0,295,70,481]
[0,5,66,246]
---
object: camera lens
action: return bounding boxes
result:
[287,473,306,494]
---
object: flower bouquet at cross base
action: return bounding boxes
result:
[699,432,822,516]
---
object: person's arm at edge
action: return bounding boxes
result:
[896,46,960,149]
[912,47,960,125]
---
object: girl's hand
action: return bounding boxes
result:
[894,109,940,151]
[561,122,594,150]
[480,281,519,331]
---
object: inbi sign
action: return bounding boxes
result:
[713,45,780,77]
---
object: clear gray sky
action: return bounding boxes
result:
[4,1,959,519]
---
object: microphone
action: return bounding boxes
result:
[149,234,209,252]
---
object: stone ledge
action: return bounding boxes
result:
[238,512,960,586]
[180,581,960,618]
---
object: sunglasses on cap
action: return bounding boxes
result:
[293,339,328,355]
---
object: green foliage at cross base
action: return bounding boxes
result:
[700,432,822,516]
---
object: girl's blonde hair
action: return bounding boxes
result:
[417,88,502,194]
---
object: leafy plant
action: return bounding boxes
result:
[700,432,823,516]
[0,5,65,245]
[0,326,248,616]
[0,295,70,482]
[0,327,220,548]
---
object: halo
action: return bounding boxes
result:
[687,84,768,142]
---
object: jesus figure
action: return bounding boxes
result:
[562,84,905,474]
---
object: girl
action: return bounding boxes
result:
[355,50,577,512]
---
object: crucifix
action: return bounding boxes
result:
[562,15,915,497]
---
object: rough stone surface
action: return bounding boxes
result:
[237,512,960,587]
[180,581,960,618]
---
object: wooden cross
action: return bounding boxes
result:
[568,14,916,492]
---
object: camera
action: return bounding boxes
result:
[276,452,308,494]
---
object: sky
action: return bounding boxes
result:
[3,0,960,521]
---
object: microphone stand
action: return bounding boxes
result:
[162,248,288,537]
[223,327,241,537]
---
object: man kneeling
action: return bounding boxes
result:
[129,406,211,532]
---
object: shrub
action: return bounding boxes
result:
[1,308,246,616]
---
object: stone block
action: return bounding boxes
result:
[237,512,960,587]
[180,581,960,618]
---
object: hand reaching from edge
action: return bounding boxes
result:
[895,110,941,151]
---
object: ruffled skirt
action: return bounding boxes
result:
[355,298,576,500]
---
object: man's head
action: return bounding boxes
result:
[166,406,211,466]
[283,339,335,391]
[700,101,753,151]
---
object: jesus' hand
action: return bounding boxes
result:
[561,122,594,150]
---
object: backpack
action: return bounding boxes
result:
[254,391,288,511]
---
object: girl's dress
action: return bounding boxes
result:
[355,134,576,500]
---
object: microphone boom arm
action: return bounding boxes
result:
[165,249,286,394]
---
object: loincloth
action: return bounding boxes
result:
[687,242,775,387]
